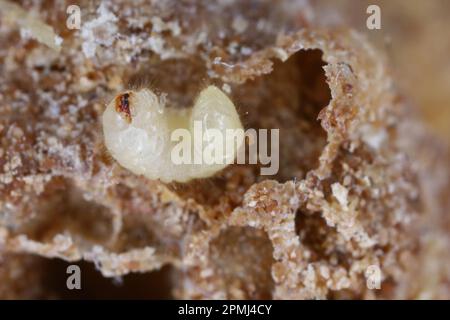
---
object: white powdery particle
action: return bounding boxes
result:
[82,41,97,58]
[81,2,118,58]
[145,35,181,59]
[200,268,213,278]
[366,129,387,150]
[232,16,248,34]
[222,83,231,94]
[336,276,351,289]
[272,48,289,62]
[227,41,238,55]
[9,155,22,170]
[247,220,258,228]
[147,36,165,54]
[168,21,181,36]
[151,17,181,36]
[240,46,252,56]
[53,234,73,250]
[19,28,32,40]
[54,35,63,47]
[332,182,348,208]
[304,264,316,284]
[320,265,330,279]
[361,125,387,150]
[151,16,165,33]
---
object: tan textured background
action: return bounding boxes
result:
[316,0,450,144]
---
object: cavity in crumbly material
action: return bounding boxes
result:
[102,85,244,183]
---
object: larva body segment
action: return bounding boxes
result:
[102,86,244,183]
[190,86,244,179]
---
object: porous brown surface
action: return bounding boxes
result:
[0,0,449,299]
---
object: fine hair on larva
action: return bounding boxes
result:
[102,85,244,183]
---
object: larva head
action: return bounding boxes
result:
[102,89,170,176]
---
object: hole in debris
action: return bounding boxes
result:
[168,50,331,211]
[114,213,158,252]
[43,259,174,299]
[108,183,206,257]
[109,183,158,252]
[295,208,347,265]
[233,49,331,183]
[16,177,114,247]
[210,226,274,299]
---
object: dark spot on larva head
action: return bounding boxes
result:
[115,92,132,123]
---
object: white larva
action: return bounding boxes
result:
[102,85,244,183]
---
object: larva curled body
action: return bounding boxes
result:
[102,86,244,183]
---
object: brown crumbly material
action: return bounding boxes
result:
[0,253,52,299]
[0,0,449,299]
